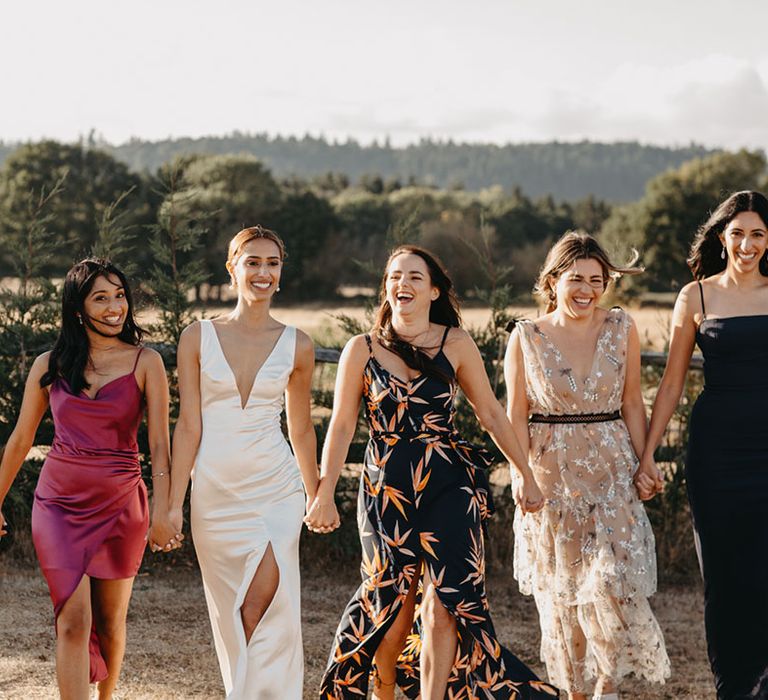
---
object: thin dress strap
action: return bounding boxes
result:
[697,280,707,320]
[364,334,373,354]
[439,326,451,350]
[131,347,144,373]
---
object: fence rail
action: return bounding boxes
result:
[314,347,704,370]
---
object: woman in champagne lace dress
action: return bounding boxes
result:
[505,233,669,700]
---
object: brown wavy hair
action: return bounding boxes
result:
[687,191,768,280]
[373,245,461,384]
[534,231,643,313]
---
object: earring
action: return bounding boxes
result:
[721,247,726,260]
[77,316,83,325]
[276,285,280,292]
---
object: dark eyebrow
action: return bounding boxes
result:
[244,255,280,261]
[90,286,124,296]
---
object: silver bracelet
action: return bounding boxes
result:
[151,471,169,479]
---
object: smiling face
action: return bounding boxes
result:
[227,237,283,300]
[553,257,607,319]
[82,274,129,336]
[385,252,439,318]
[720,211,768,275]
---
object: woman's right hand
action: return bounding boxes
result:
[634,455,664,501]
[304,496,341,534]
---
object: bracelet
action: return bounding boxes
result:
[151,471,170,479]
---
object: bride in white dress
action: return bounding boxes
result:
[162,226,319,699]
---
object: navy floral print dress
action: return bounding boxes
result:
[320,329,559,699]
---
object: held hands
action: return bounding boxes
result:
[512,470,545,514]
[149,507,185,553]
[304,497,341,534]
[633,456,665,501]
[304,478,341,534]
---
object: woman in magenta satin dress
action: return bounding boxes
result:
[0,259,173,700]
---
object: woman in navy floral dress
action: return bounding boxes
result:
[306,245,559,700]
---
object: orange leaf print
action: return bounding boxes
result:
[382,484,411,518]
[420,531,440,559]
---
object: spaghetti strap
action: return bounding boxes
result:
[439,325,451,350]
[364,334,373,353]
[131,347,144,373]
[697,280,707,319]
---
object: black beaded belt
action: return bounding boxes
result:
[529,410,621,424]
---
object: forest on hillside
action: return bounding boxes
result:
[0,141,764,304]
[0,136,714,202]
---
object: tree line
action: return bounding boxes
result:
[0,135,715,202]
[0,140,765,306]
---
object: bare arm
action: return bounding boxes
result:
[167,323,203,526]
[304,335,368,532]
[285,330,319,504]
[0,354,51,536]
[642,284,699,461]
[452,329,543,513]
[621,318,648,460]
[138,349,177,550]
[503,328,531,463]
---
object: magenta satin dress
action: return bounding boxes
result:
[31,350,149,683]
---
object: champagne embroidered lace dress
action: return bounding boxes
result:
[513,308,670,693]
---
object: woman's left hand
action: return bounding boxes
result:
[149,510,184,553]
[512,471,545,514]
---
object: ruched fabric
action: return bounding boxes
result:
[32,358,148,683]
[191,321,305,699]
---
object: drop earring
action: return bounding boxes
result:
[721,247,726,260]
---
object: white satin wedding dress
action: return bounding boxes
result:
[191,320,305,699]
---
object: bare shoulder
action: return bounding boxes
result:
[138,346,166,371]
[179,321,202,348]
[28,351,52,379]
[340,334,371,364]
[294,327,314,353]
[678,280,702,303]
[293,328,315,366]
[442,325,472,348]
[442,327,479,368]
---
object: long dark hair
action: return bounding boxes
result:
[688,191,768,279]
[373,245,461,383]
[41,258,145,393]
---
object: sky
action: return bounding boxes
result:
[2,0,767,149]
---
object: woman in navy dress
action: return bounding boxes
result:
[307,245,559,699]
[641,191,768,699]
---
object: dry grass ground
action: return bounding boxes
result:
[0,563,713,699]
[1,302,691,698]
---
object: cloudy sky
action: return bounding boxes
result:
[3,0,767,149]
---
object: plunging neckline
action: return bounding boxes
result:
[533,312,612,384]
[210,321,288,410]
